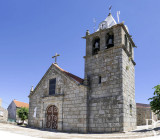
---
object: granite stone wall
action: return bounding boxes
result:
[136,107,158,126]
[28,65,88,133]
[84,24,136,132]
[121,26,136,131]
[122,49,136,131]
[84,46,124,132]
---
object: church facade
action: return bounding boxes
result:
[28,12,137,133]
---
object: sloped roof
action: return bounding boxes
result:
[136,103,150,108]
[104,13,117,28]
[13,100,29,108]
[54,64,84,84]
[29,63,84,97]
[98,13,117,31]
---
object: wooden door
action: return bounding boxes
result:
[46,105,58,129]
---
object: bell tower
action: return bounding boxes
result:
[83,12,136,133]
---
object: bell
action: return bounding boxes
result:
[108,38,113,45]
[95,42,99,49]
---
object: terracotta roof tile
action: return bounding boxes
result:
[54,64,84,84]
[13,100,29,108]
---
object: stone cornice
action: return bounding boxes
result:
[83,45,123,59]
[122,45,136,66]
[83,44,136,66]
[82,23,136,48]
[41,94,64,100]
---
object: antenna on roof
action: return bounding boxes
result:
[117,11,120,23]
[93,18,96,32]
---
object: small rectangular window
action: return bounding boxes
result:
[125,34,127,47]
[49,78,56,95]
[99,76,101,84]
[130,104,132,116]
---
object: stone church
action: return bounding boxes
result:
[28,11,137,133]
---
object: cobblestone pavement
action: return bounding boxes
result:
[0,123,160,139]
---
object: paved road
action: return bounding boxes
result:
[0,130,40,139]
[0,123,160,139]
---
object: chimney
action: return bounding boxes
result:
[0,98,2,107]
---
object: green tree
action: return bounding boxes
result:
[148,85,160,114]
[17,107,29,124]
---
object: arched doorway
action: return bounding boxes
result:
[46,105,58,129]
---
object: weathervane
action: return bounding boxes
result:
[93,18,96,32]
[109,5,112,13]
[52,53,60,64]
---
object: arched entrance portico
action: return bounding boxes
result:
[46,105,58,129]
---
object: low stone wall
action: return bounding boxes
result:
[136,106,158,126]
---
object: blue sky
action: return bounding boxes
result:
[0,0,160,108]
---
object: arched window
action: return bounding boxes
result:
[92,37,100,55]
[106,32,114,49]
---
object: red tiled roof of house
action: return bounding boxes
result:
[13,100,29,108]
[136,103,150,108]
[54,64,84,84]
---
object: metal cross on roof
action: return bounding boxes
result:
[52,53,60,64]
